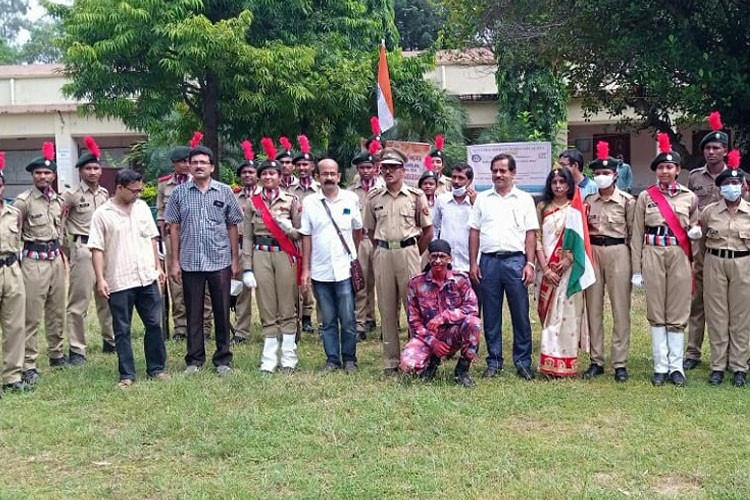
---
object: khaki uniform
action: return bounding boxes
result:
[62,184,113,354]
[698,199,750,373]
[584,188,634,369]
[364,184,432,369]
[0,203,26,384]
[436,175,452,195]
[241,190,302,338]
[289,179,320,319]
[157,173,212,335]
[233,186,260,340]
[13,188,66,367]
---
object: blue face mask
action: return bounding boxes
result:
[720,184,742,202]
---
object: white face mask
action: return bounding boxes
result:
[720,184,742,202]
[452,186,467,197]
[593,174,615,189]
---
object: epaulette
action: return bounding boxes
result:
[366,187,384,199]
[687,167,705,178]
[407,186,425,196]
[14,190,31,201]
[158,173,173,183]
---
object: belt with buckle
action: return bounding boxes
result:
[0,253,18,267]
[73,234,89,244]
[24,240,60,253]
[255,236,280,247]
[590,235,626,246]
[484,251,524,259]
[708,248,750,259]
[645,226,675,237]
[376,236,417,250]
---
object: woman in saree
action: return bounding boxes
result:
[535,167,588,378]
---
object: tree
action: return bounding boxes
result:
[0,0,30,42]
[394,0,446,51]
[16,17,62,63]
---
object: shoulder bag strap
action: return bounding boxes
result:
[320,199,353,258]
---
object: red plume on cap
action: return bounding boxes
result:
[0,151,5,171]
[241,140,254,161]
[657,132,672,153]
[43,141,55,161]
[189,131,203,148]
[368,140,380,156]
[370,116,381,135]
[84,136,101,158]
[261,137,277,160]
[424,155,434,171]
[596,141,609,161]
[279,136,292,152]
[727,149,741,170]
[298,135,311,154]
[708,111,723,132]
[435,134,444,151]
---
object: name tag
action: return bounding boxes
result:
[213,200,225,208]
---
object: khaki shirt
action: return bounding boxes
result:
[234,186,260,237]
[688,165,724,211]
[13,188,64,242]
[630,184,697,274]
[0,202,22,254]
[280,175,300,193]
[699,199,750,252]
[289,178,320,203]
[156,173,189,221]
[62,183,109,236]
[363,184,432,242]
[585,188,635,241]
[436,175,452,195]
[241,190,301,269]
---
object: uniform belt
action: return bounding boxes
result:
[707,248,750,259]
[484,251,524,259]
[24,240,60,252]
[590,236,626,246]
[0,254,18,267]
[376,236,417,250]
[255,236,280,247]
[645,226,675,237]
[73,234,89,244]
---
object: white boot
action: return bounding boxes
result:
[650,326,668,374]
[667,330,685,375]
[260,337,279,373]
[280,333,299,369]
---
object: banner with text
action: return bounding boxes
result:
[467,142,552,194]
[385,140,432,187]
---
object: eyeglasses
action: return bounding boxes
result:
[381,164,403,171]
[429,253,451,262]
[190,160,212,166]
[123,186,144,194]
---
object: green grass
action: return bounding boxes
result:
[0,290,748,499]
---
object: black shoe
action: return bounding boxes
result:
[231,336,247,345]
[49,356,69,369]
[651,372,668,386]
[708,370,724,386]
[302,316,315,333]
[357,330,367,341]
[68,351,86,366]
[21,369,40,385]
[172,333,187,341]
[733,371,747,387]
[614,367,628,383]
[420,355,441,382]
[279,366,296,374]
[383,367,398,377]
[2,381,33,393]
[516,366,535,381]
[365,320,377,332]
[343,361,358,373]
[102,340,116,354]
[322,362,340,373]
[683,358,701,370]
[454,357,476,388]
[669,371,686,387]
[482,366,500,378]
[582,363,604,379]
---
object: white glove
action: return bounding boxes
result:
[277,218,293,234]
[242,270,257,289]
[687,225,702,240]
[631,273,644,289]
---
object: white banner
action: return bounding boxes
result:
[467,142,552,194]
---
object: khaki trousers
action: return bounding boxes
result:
[686,243,705,360]
[643,245,691,331]
[374,244,420,369]
[234,287,253,339]
[22,257,66,368]
[355,238,376,330]
[255,250,298,338]
[704,253,750,372]
[165,235,213,334]
[1,262,26,384]
[66,239,114,355]
[585,244,631,368]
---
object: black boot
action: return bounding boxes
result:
[420,355,441,382]
[454,357,476,388]
[302,316,315,333]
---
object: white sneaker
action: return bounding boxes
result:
[216,365,232,376]
[184,365,200,375]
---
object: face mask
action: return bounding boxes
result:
[720,184,742,202]
[452,186,467,197]
[593,174,615,189]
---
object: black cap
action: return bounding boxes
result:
[257,159,282,176]
[170,146,191,162]
[649,151,682,171]
[292,152,316,164]
[75,152,100,169]
[428,239,451,255]
[418,170,438,188]
[589,156,618,172]
[236,160,257,177]
[352,150,376,166]
[26,157,57,173]
[699,130,729,151]
[715,168,746,187]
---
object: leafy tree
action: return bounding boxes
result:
[394,0,446,50]
[0,0,30,42]
[16,17,62,63]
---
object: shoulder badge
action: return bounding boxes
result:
[233,186,242,193]
[15,190,31,201]
[158,173,173,183]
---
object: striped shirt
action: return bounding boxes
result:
[164,179,244,272]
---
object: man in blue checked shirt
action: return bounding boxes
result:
[165,146,244,376]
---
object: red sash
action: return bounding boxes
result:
[251,194,303,285]
[646,186,692,262]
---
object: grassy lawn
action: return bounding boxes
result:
[1,289,748,499]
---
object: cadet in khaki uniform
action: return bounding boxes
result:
[242,140,302,373]
[349,146,384,339]
[631,134,698,387]
[428,135,451,195]
[276,138,299,191]
[13,143,67,383]
[364,148,433,374]
[0,158,30,394]
[583,150,634,382]
[698,154,750,387]
[62,138,114,362]
[157,146,212,340]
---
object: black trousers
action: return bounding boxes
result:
[182,267,233,367]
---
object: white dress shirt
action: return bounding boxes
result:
[468,185,539,254]
[433,191,472,272]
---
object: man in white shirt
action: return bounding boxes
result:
[88,169,169,388]
[300,159,363,372]
[468,154,539,380]
[433,163,476,273]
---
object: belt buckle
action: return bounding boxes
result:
[387,240,400,250]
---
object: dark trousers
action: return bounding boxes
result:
[182,267,233,367]
[108,281,167,381]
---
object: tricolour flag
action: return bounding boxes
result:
[562,187,596,297]
[377,41,395,132]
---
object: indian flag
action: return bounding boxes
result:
[562,187,596,297]
[376,41,395,132]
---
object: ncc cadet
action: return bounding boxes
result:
[697,151,750,387]
[631,133,698,387]
[583,142,635,382]
[348,142,383,339]
[428,135,451,195]
[276,137,299,191]
[684,112,729,371]
[157,145,212,340]
[364,147,433,375]
[231,141,260,344]
[289,135,320,333]
[13,142,67,383]
[62,137,114,363]
[242,138,302,373]
[0,153,30,394]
